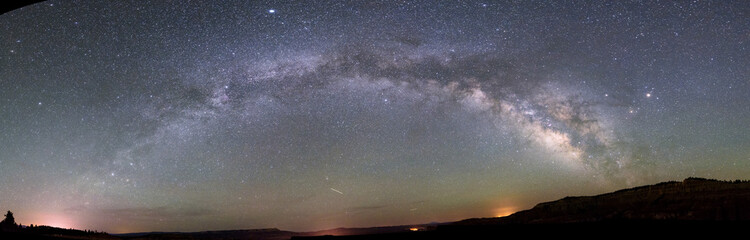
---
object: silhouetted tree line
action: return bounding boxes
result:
[684,177,750,183]
[23,224,108,236]
[0,210,109,237]
[0,210,17,232]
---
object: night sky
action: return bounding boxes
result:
[1,0,749,233]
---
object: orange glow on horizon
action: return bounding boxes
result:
[24,213,77,230]
[493,206,518,218]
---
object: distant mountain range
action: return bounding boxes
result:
[114,224,441,240]
[4,177,749,239]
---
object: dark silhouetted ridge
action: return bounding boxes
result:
[298,178,750,239]
[456,177,750,226]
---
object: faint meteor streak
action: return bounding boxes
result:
[330,188,344,195]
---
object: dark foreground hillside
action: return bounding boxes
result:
[458,177,750,225]
[296,177,750,239]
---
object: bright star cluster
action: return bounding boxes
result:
[0,0,748,233]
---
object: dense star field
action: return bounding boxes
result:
[1,0,748,233]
